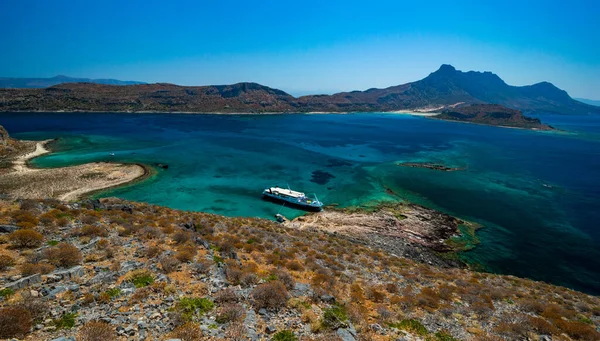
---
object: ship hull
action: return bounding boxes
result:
[262,193,323,212]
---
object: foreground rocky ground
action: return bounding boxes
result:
[0,198,599,341]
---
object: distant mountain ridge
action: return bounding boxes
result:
[0,65,598,115]
[0,75,145,88]
[575,98,600,107]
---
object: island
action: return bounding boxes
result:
[433,104,555,130]
[398,162,464,171]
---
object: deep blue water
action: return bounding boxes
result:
[1,112,599,295]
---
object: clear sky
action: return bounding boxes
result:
[1,0,599,99]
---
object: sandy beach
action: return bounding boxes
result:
[0,140,149,201]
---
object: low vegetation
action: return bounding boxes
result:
[0,197,598,341]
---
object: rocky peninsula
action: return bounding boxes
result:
[433,104,555,130]
[0,126,149,201]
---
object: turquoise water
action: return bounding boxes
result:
[1,112,600,295]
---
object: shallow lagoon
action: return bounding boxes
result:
[2,112,599,294]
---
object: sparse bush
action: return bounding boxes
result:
[145,245,162,258]
[554,319,600,340]
[8,229,43,248]
[80,213,100,225]
[173,230,191,244]
[139,226,161,239]
[272,330,297,341]
[44,243,82,267]
[0,306,32,338]
[176,244,197,263]
[214,288,238,304]
[285,260,304,272]
[192,259,211,275]
[367,284,386,303]
[168,322,203,341]
[123,269,154,288]
[0,254,15,270]
[216,303,245,323]
[20,295,49,322]
[79,225,107,237]
[78,320,116,341]
[130,287,152,303]
[252,281,289,310]
[389,319,428,336]
[160,255,180,273]
[20,262,55,276]
[274,269,295,290]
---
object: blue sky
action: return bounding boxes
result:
[1,0,599,98]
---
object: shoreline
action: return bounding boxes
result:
[1,139,151,201]
[0,109,437,116]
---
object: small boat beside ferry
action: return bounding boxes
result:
[262,186,323,211]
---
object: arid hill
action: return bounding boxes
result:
[1,65,598,116]
[0,198,599,341]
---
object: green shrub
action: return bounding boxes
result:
[54,312,77,329]
[47,240,59,246]
[123,269,154,288]
[272,330,297,341]
[0,288,15,299]
[322,305,348,329]
[433,331,458,341]
[105,288,121,298]
[389,319,428,336]
[177,297,214,320]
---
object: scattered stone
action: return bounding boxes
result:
[52,266,85,280]
[0,224,18,233]
[4,273,42,290]
[320,294,335,303]
[337,328,356,341]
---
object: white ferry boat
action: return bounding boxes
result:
[262,186,323,211]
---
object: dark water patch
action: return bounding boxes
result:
[310,170,335,185]
[326,158,353,167]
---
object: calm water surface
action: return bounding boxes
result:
[1,112,599,295]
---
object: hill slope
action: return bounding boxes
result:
[0,198,599,341]
[0,65,597,115]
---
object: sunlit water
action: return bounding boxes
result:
[2,112,599,295]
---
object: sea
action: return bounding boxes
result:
[1,112,599,295]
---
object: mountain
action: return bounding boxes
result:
[0,65,597,116]
[297,64,600,115]
[575,98,600,107]
[0,75,145,88]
